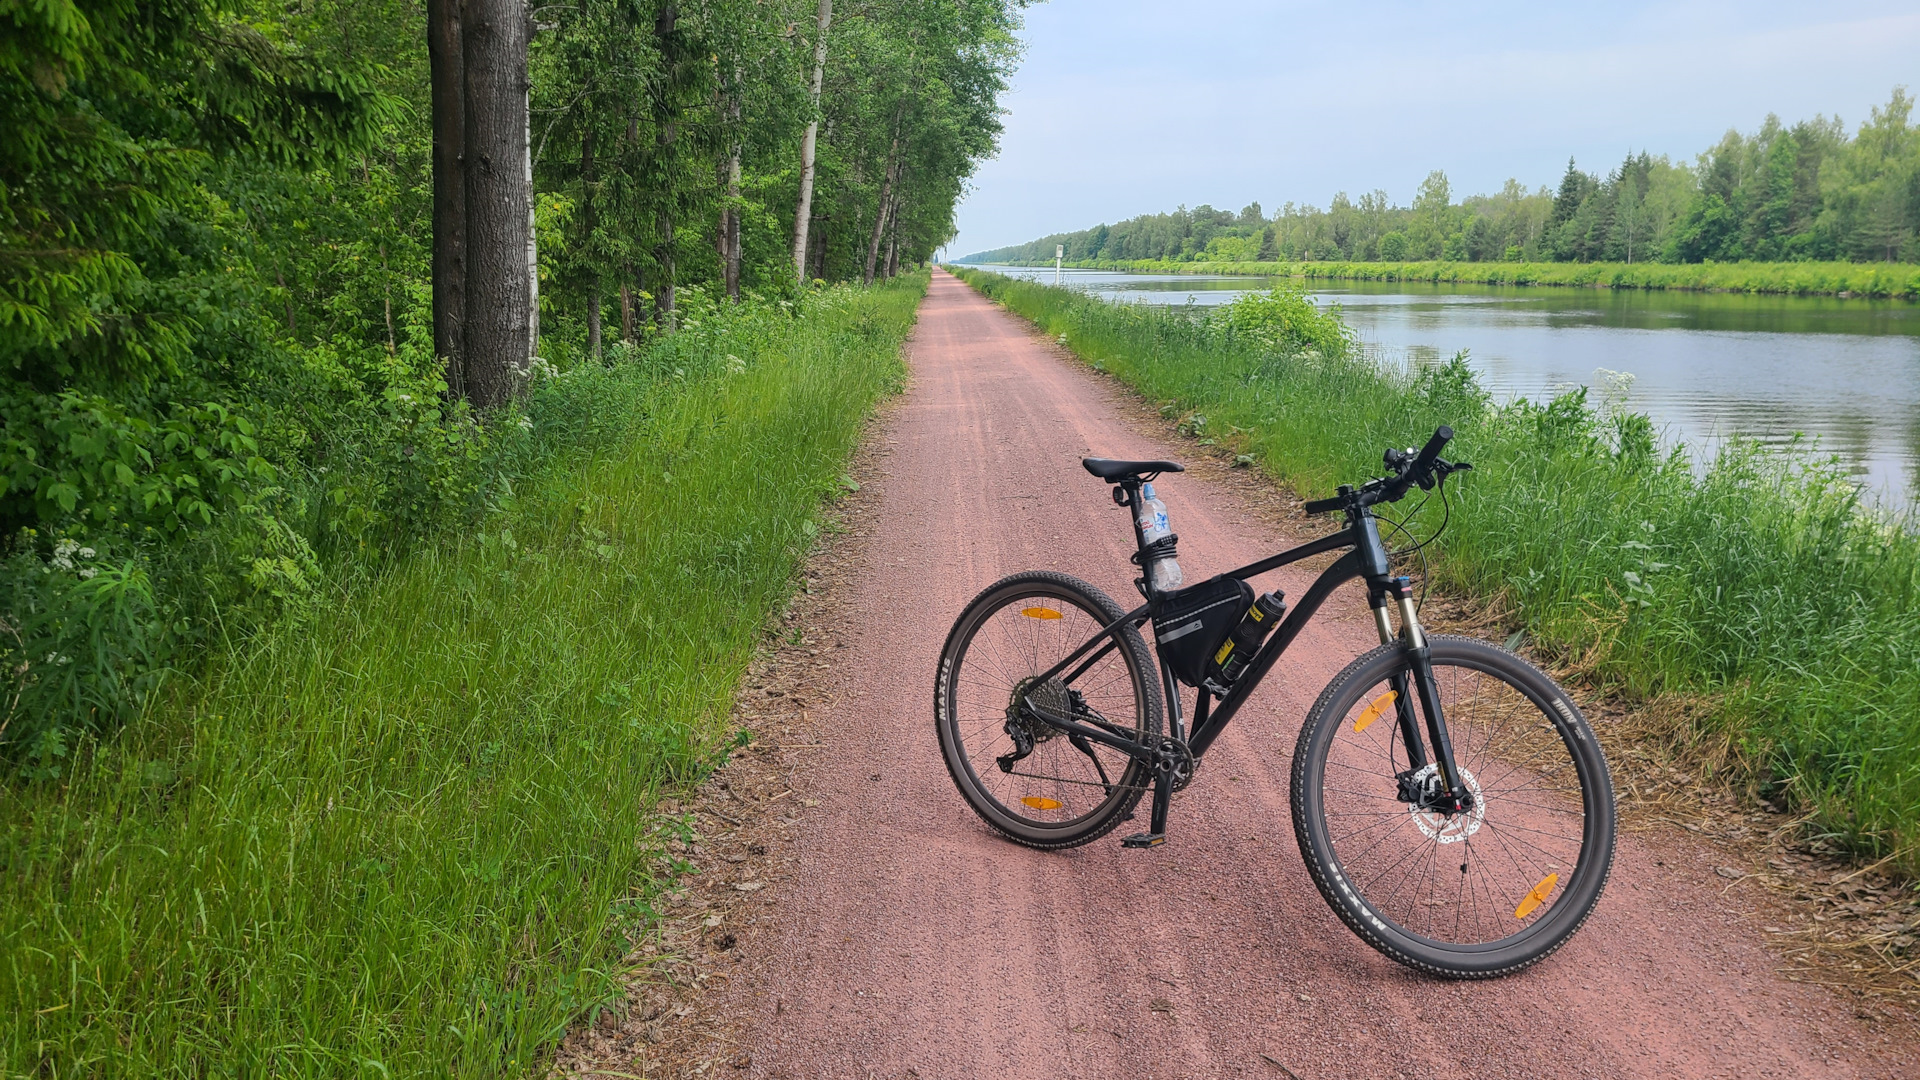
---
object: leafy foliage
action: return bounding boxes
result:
[0,277,923,1075]
[2,0,1023,762]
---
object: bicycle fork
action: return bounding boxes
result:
[1371,577,1472,814]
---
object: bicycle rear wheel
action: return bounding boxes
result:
[935,571,1162,849]
[1291,635,1615,978]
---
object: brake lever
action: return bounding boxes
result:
[1420,458,1473,491]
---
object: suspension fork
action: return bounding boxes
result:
[1376,576,1469,808]
[1370,584,1428,772]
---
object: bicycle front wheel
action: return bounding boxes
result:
[1291,635,1615,978]
[935,571,1163,849]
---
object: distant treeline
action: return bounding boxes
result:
[1046,258,1920,299]
[965,87,1920,268]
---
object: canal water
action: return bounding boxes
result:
[980,266,1920,504]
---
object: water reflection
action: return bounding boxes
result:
[978,265,1920,503]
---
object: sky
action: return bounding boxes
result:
[946,0,1920,259]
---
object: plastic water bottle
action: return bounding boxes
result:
[1136,483,1183,591]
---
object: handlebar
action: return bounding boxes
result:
[1302,425,1466,516]
[1382,425,1452,502]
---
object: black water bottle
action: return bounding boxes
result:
[1214,591,1287,685]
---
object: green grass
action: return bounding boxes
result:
[952,266,1920,871]
[0,274,923,1076]
[992,257,1920,299]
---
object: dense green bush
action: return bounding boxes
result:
[956,267,1920,868]
[0,274,922,1076]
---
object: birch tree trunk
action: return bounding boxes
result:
[863,141,899,285]
[460,0,532,409]
[724,97,742,300]
[789,0,832,286]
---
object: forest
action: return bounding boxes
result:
[3,0,1023,1072]
[965,87,1920,267]
[3,0,1022,765]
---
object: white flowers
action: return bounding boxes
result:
[49,539,96,575]
[527,356,560,381]
[517,416,535,432]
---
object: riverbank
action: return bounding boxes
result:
[950,266,1920,878]
[975,257,1920,299]
[0,276,923,1075]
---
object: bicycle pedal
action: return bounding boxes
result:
[1120,832,1166,849]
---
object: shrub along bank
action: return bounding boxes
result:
[952,266,1920,871]
[1001,258,1920,299]
[0,275,921,1076]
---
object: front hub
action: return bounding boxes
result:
[1397,763,1485,843]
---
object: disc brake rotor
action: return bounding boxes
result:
[1405,763,1484,843]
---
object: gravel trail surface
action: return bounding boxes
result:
[683,270,1915,1079]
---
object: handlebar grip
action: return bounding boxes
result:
[1302,496,1344,515]
[1378,424,1454,502]
[1412,425,1453,477]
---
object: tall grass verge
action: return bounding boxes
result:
[1001,257,1920,299]
[0,274,924,1076]
[952,266,1920,870]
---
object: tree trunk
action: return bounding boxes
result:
[461,0,532,409]
[428,0,466,397]
[586,276,602,358]
[524,78,539,362]
[652,3,678,329]
[619,276,634,342]
[885,203,899,278]
[810,209,827,280]
[579,126,600,360]
[790,0,832,286]
[723,83,742,301]
[654,212,673,327]
[863,144,899,285]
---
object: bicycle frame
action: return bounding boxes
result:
[1017,480,1469,844]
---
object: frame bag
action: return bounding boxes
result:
[1152,575,1254,687]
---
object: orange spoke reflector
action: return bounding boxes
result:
[1514,873,1559,919]
[1352,690,1398,733]
[1021,796,1062,810]
[1021,607,1063,620]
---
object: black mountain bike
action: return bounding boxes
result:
[934,427,1615,977]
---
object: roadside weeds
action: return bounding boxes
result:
[1017,313,1920,1017]
[551,408,893,1079]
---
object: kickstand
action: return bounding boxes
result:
[1121,762,1172,849]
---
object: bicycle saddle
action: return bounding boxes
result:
[1081,457,1185,481]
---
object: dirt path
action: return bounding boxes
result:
[599,270,1919,1079]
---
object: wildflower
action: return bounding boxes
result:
[517,416,534,432]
